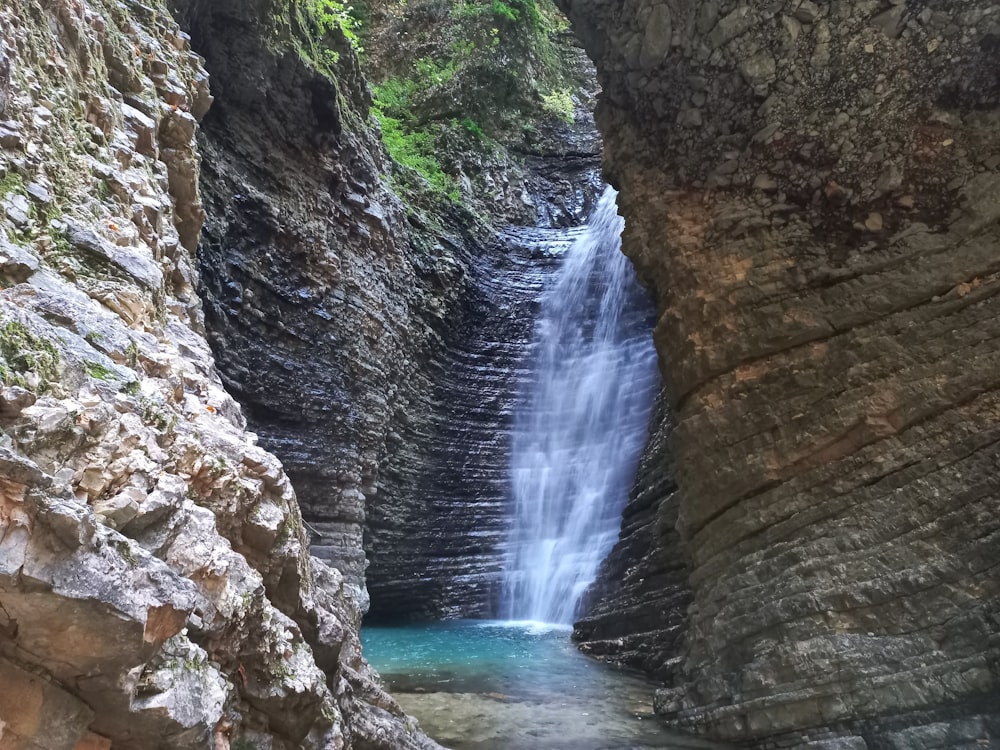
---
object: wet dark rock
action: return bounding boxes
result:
[369,227,568,620]
[177,0,463,608]
[183,0,608,626]
[574,394,689,683]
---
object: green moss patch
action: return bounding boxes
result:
[84,360,117,381]
[0,320,60,392]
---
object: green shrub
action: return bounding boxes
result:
[376,113,458,200]
[312,0,363,52]
[541,88,574,122]
[491,0,518,22]
[459,117,485,138]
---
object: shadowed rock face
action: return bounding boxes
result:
[368,228,565,620]
[573,393,691,682]
[562,1,1000,747]
[172,0,470,608]
[179,0,607,622]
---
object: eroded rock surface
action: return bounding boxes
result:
[0,1,440,748]
[574,394,691,682]
[180,0,611,621]
[369,227,567,620]
[565,1,1000,747]
[172,0,466,608]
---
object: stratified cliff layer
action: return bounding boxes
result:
[565,1,1000,747]
[367,229,561,620]
[0,1,440,748]
[181,0,607,621]
[573,393,691,682]
[171,0,469,607]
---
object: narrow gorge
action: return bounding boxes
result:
[0,0,998,749]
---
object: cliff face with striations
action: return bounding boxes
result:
[0,1,441,748]
[182,0,607,622]
[367,229,563,620]
[564,1,1000,747]
[573,393,691,683]
[171,0,469,608]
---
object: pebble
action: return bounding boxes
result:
[864,212,884,231]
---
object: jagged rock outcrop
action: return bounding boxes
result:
[0,1,441,748]
[564,1,1000,747]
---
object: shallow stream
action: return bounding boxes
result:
[362,621,726,750]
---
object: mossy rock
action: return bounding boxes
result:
[0,319,60,392]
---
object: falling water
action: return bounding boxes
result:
[501,187,659,625]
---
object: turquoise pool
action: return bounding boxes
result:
[361,620,726,750]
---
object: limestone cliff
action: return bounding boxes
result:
[0,1,440,747]
[564,1,1000,747]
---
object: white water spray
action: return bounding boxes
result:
[501,188,659,624]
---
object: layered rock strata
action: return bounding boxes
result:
[573,393,691,682]
[368,225,574,620]
[180,0,609,621]
[173,0,470,605]
[565,1,1000,747]
[0,1,439,747]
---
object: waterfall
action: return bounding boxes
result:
[501,187,659,625]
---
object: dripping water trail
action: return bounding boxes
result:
[501,187,659,625]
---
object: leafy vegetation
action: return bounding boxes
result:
[376,113,459,199]
[285,0,585,211]
[84,360,116,381]
[541,88,575,123]
[459,116,485,138]
[370,57,465,199]
[296,0,365,75]
[451,0,543,28]
[312,0,364,52]
[361,0,583,204]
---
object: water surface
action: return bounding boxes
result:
[363,620,725,750]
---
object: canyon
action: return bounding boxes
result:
[0,0,997,749]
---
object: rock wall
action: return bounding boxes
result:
[367,231,544,620]
[369,224,591,620]
[564,1,1000,747]
[0,1,441,748]
[171,0,470,607]
[180,0,608,623]
[573,393,691,682]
